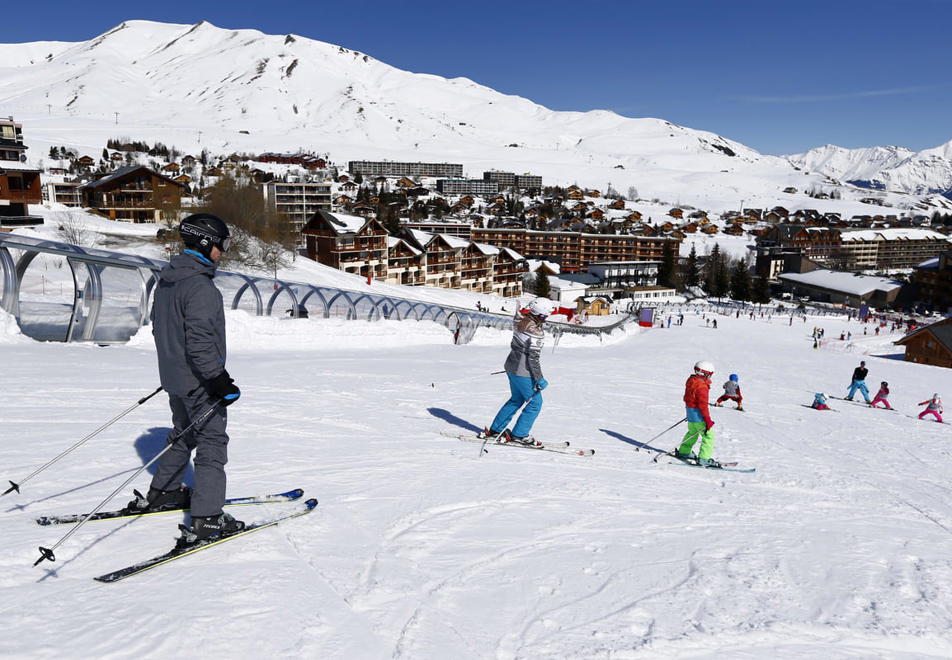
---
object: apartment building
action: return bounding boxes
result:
[839,228,951,270]
[472,227,675,273]
[0,117,43,229]
[348,160,463,178]
[436,179,499,196]
[263,179,332,236]
[302,215,526,295]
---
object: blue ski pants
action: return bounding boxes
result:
[490,373,542,438]
[847,379,869,401]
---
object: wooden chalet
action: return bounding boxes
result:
[386,236,426,286]
[489,246,527,298]
[894,318,952,368]
[302,210,388,281]
[79,165,184,223]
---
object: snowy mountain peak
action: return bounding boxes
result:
[0,20,948,212]
[788,141,952,196]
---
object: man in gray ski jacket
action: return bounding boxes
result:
[484,298,554,444]
[131,214,244,543]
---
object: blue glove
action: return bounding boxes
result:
[534,378,548,391]
[207,370,241,406]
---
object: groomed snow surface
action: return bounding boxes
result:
[2,307,952,659]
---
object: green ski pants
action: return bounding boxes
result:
[678,421,715,460]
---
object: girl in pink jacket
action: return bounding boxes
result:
[870,382,891,409]
[918,394,943,422]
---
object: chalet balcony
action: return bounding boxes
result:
[2,189,43,205]
[0,215,44,227]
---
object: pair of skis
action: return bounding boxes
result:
[659,451,756,473]
[38,488,317,582]
[442,431,594,456]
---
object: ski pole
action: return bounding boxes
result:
[34,399,222,567]
[4,386,163,498]
[479,389,541,458]
[652,425,698,463]
[636,416,686,456]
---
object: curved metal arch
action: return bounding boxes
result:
[265,283,301,318]
[389,299,417,321]
[73,260,104,342]
[348,293,387,322]
[0,246,19,316]
[299,287,330,317]
[228,274,265,315]
[323,290,357,320]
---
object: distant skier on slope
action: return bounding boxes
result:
[480,298,554,446]
[869,381,892,409]
[918,394,944,422]
[811,392,830,410]
[673,361,720,467]
[845,360,871,404]
[715,373,743,410]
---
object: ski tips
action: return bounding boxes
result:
[2,480,20,496]
[34,546,55,566]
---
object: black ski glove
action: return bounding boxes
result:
[206,370,241,406]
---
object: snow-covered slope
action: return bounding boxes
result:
[3,301,952,657]
[1,20,937,215]
[788,142,952,197]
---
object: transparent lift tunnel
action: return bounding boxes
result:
[0,234,629,345]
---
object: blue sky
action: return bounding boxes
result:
[4,0,950,155]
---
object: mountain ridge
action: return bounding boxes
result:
[1,20,949,214]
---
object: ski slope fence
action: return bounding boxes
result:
[0,234,630,344]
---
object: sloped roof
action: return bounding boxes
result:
[778,269,902,296]
[895,318,952,353]
[318,210,371,234]
[387,235,422,255]
[81,165,181,190]
[841,228,949,242]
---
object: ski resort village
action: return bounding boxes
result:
[3,17,952,660]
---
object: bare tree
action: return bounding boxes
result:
[54,210,97,247]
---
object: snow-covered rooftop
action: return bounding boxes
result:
[840,228,950,242]
[778,269,902,295]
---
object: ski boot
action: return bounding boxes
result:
[179,512,245,546]
[697,457,722,468]
[673,450,697,462]
[507,433,539,447]
[125,485,191,514]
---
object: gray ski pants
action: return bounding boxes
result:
[150,390,229,517]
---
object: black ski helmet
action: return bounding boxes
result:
[180,213,231,259]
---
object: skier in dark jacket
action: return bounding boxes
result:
[128,214,244,543]
[845,360,870,403]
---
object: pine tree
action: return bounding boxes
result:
[729,258,752,301]
[684,244,700,288]
[658,241,680,290]
[704,244,730,298]
[752,275,771,304]
[533,270,551,298]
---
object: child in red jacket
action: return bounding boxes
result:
[674,360,719,467]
